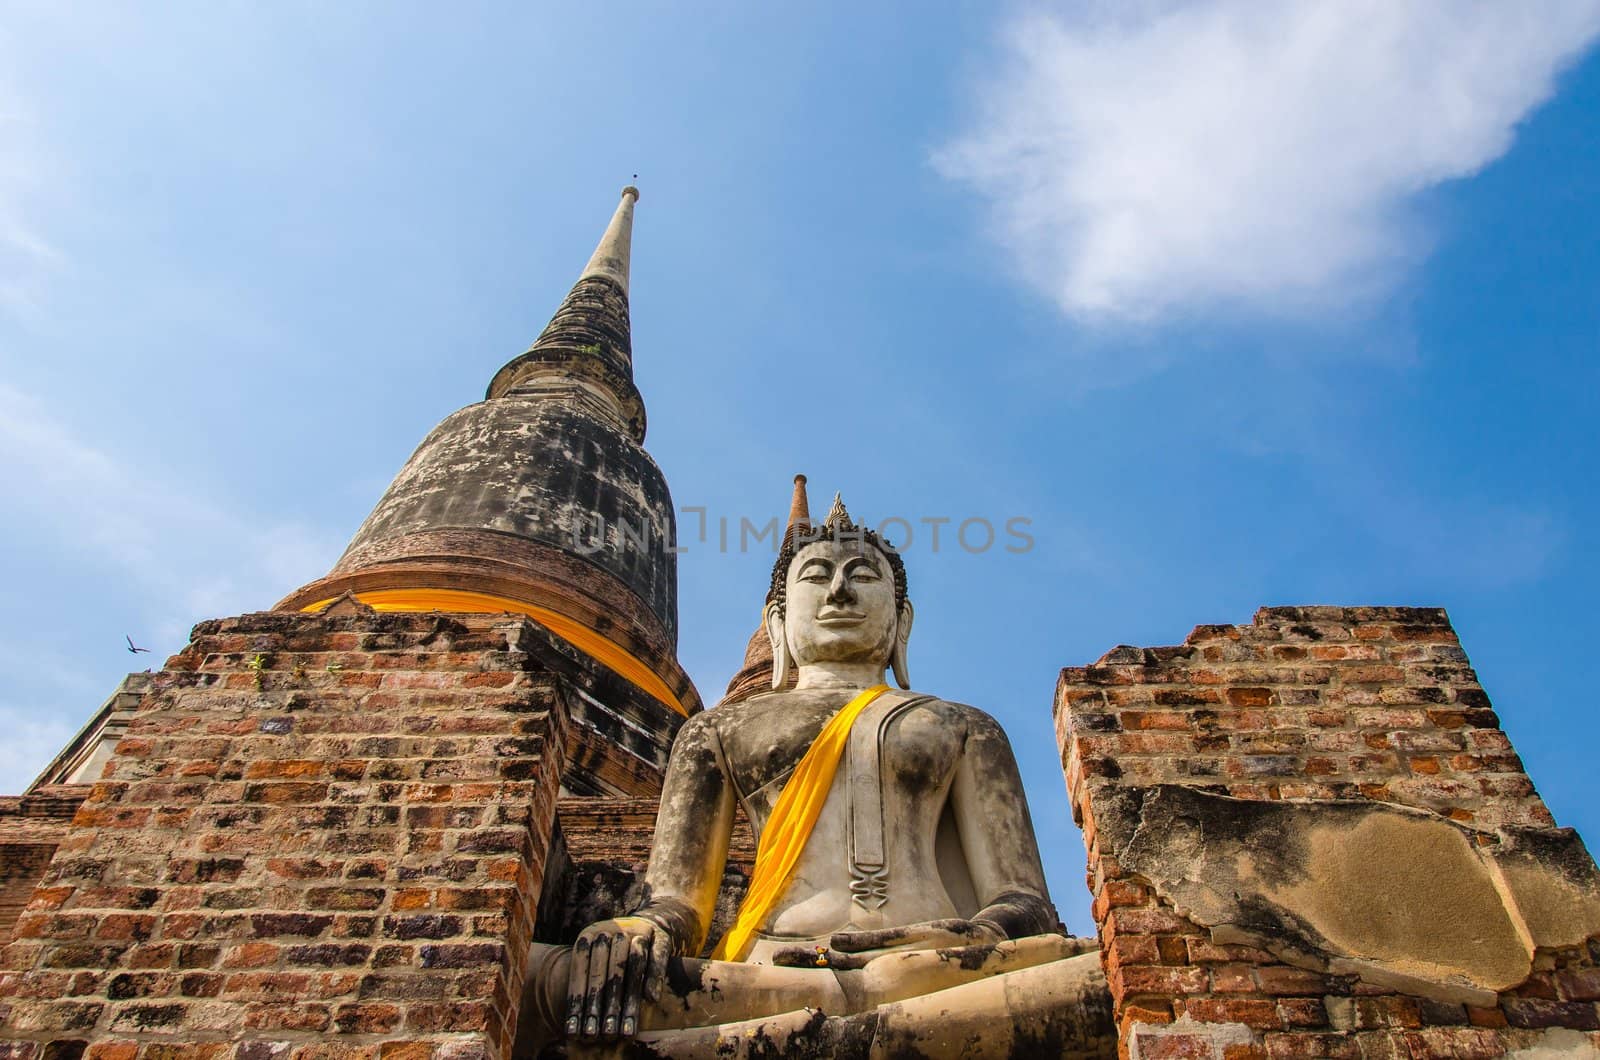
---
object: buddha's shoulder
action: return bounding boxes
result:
[897,693,1006,733]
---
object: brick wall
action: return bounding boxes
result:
[0,609,573,1060]
[0,848,60,949]
[0,790,90,943]
[1056,607,1600,1059]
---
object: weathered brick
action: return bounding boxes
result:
[249,913,333,938]
[1116,964,1210,996]
[1106,906,1204,936]
[375,1046,432,1060]
[417,943,503,969]
[1466,1004,1508,1028]
[305,888,386,911]
[1209,963,1256,993]
[1186,939,1275,965]
[331,1002,403,1034]
[1252,967,1337,996]
[1129,1032,1218,1059]
[106,1001,187,1031]
[1502,998,1600,1030]
[1355,996,1422,1029]
[382,915,464,941]
[282,943,372,967]
[1183,998,1280,1028]
[1399,1026,1514,1058]
[233,1044,291,1060]
[358,974,447,1002]
[400,1000,491,1033]
[1262,1032,1362,1058]
[83,1044,137,1060]
[1556,967,1600,1001]
[1275,998,1327,1029]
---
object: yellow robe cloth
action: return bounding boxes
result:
[712,684,892,962]
[300,587,687,716]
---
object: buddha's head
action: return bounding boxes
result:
[763,494,913,689]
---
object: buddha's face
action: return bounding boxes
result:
[783,538,898,668]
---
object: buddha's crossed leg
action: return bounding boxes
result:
[520,934,1113,1058]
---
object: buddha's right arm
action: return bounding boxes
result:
[635,712,737,956]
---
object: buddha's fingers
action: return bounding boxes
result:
[832,917,999,953]
[621,931,649,1036]
[601,930,629,1038]
[582,933,611,1037]
[564,937,590,1038]
[770,945,869,970]
[644,928,671,1003]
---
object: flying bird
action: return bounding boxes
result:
[125,636,151,655]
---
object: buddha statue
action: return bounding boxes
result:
[520,485,1114,1058]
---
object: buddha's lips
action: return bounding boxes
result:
[816,611,866,627]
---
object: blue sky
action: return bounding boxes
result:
[2,2,1598,936]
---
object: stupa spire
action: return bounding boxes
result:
[722,473,817,705]
[279,183,699,722]
[486,185,648,441]
[786,474,811,545]
[578,185,638,293]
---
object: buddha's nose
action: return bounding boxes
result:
[826,571,856,604]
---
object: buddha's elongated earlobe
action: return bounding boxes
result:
[765,604,793,690]
[891,599,914,689]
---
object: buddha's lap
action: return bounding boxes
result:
[638,932,1087,1031]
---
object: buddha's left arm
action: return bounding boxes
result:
[950,709,1059,939]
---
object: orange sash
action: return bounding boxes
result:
[711,684,892,962]
[301,587,686,716]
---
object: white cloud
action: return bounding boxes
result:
[0,382,344,642]
[0,59,65,318]
[937,1,1600,322]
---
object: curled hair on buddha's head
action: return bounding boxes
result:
[765,493,908,618]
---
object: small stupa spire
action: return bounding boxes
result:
[723,474,814,705]
[786,474,811,544]
[579,185,639,294]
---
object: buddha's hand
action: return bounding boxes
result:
[833,918,1006,954]
[567,915,670,1040]
[771,918,1006,969]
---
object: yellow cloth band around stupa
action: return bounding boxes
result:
[711,683,892,962]
[300,588,687,717]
